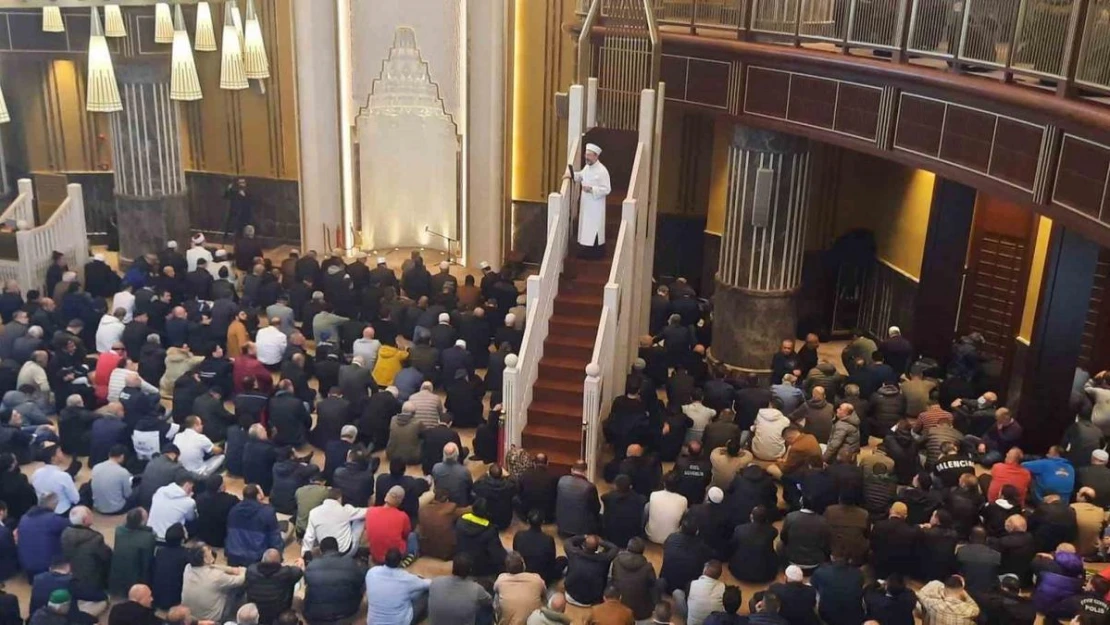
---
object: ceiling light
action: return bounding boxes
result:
[103,4,126,38]
[220,1,247,90]
[42,6,64,33]
[86,7,122,113]
[170,4,202,101]
[243,0,269,80]
[154,2,173,44]
[194,2,216,52]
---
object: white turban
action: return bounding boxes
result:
[585,143,602,156]
[505,313,516,326]
[376,257,387,265]
[439,261,449,270]
[93,254,105,262]
[167,240,178,249]
[479,261,490,270]
[191,233,205,245]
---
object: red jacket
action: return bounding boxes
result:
[94,351,121,403]
[365,505,411,564]
[233,354,274,395]
[988,461,1032,504]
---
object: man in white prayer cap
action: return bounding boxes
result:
[186,233,213,272]
[564,142,612,259]
[430,259,457,295]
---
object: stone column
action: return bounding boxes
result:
[294,0,342,252]
[110,60,189,262]
[711,126,811,373]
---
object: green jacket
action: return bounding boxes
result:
[109,525,156,597]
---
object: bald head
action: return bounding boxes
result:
[129,584,153,607]
[362,327,375,340]
[262,549,281,564]
[548,594,567,613]
[812,386,826,400]
[443,442,459,461]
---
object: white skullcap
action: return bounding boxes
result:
[93,254,105,262]
[340,425,358,439]
[355,251,367,260]
[455,339,467,348]
[785,565,804,582]
[377,257,387,264]
[438,313,450,323]
[505,313,516,326]
[889,326,901,335]
[62,271,76,281]
[479,261,490,270]
[707,487,723,504]
[167,240,178,249]
[585,143,602,155]
[516,294,527,305]
[191,233,205,245]
[439,261,449,270]
[386,386,399,397]
[215,249,227,259]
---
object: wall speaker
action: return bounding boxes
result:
[751,167,774,227]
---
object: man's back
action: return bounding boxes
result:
[428,575,490,625]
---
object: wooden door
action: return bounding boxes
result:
[958,195,1038,395]
[1080,248,1110,373]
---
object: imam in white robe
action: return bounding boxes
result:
[574,160,612,247]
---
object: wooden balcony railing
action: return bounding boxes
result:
[577,0,1110,100]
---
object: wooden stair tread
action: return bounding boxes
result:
[539,356,589,370]
[534,378,585,393]
[523,423,582,441]
[545,334,595,349]
[550,315,601,328]
[530,399,583,416]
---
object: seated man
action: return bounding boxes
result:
[89,445,136,515]
[172,416,225,477]
[365,548,430,625]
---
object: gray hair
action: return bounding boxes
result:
[385,485,405,506]
[27,326,42,338]
[312,291,325,301]
[243,225,256,237]
[248,423,267,439]
[147,333,161,344]
[340,425,358,440]
[68,506,93,526]
[65,394,83,408]
[235,603,260,625]
[443,442,459,461]
[351,356,366,367]
[420,381,434,392]
[401,401,416,414]
[38,492,58,509]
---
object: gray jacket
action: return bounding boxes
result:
[823,414,861,462]
[431,459,472,506]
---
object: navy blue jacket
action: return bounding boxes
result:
[17,506,70,577]
[225,499,283,566]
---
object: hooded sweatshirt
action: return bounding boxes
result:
[609,550,657,619]
[752,408,791,461]
[148,483,197,540]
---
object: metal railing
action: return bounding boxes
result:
[502,85,588,456]
[581,88,658,480]
[579,0,1110,95]
[0,182,89,294]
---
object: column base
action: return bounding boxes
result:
[115,194,189,263]
[711,278,798,371]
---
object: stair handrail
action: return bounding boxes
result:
[15,183,88,295]
[582,88,658,480]
[503,85,589,457]
[0,179,35,228]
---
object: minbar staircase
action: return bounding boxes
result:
[523,204,622,473]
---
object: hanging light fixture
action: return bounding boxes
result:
[0,82,10,124]
[220,1,248,90]
[42,6,64,33]
[229,1,244,43]
[86,7,122,113]
[242,0,269,80]
[104,4,126,38]
[194,2,216,52]
[154,2,174,44]
[169,4,202,101]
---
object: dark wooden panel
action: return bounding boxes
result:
[939,105,995,172]
[786,75,837,129]
[894,95,945,156]
[858,261,918,343]
[661,54,689,101]
[833,83,881,140]
[1054,136,1110,218]
[8,14,67,51]
[186,172,301,247]
[989,119,1043,191]
[744,67,790,118]
[686,59,729,108]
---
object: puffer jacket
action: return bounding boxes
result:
[371,344,407,387]
[804,363,841,399]
[1032,550,1085,613]
[609,550,658,619]
[724,465,778,525]
[869,385,906,432]
[564,535,619,606]
[225,499,283,566]
[751,408,791,461]
[159,347,203,398]
[824,414,861,462]
[60,524,113,599]
[792,398,834,443]
[302,552,365,623]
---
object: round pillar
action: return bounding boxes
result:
[712,126,811,372]
[110,60,189,262]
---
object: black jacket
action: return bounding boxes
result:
[242,439,279,493]
[245,562,303,625]
[512,527,560,584]
[863,585,918,625]
[302,553,365,622]
[359,391,401,450]
[600,490,647,550]
[193,490,239,548]
[270,460,316,515]
[60,525,112,599]
[57,406,97,457]
[455,514,507,577]
[267,391,312,447]
[881,430,918,485]
[518,467,559,523]
[194,393,235,442]
[151,543,190,610]
[660,531,712,592]
[724,466,778,526]
[310,397,350,450]
[472,475,517,530]
[564,535,619,605]
[332,460,377,507]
